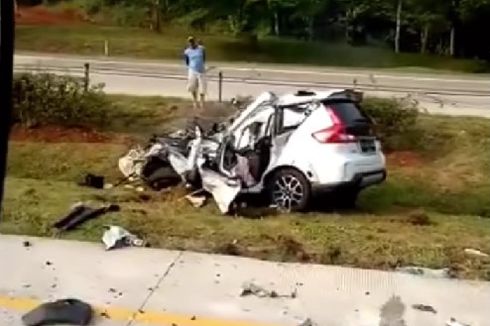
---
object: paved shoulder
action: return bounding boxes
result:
[1,235,489,326]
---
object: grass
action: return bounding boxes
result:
[15,25,490,73]
[3,95,490,280]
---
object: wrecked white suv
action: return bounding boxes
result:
[119,89,386,213]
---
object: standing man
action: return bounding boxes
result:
[184,36,206,110]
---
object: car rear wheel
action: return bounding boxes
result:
[268,168,311,212]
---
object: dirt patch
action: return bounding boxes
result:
[16,6,87,26]
[10,125,133,144]
[387,151,425,168]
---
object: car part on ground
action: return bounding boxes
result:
[22,299,93,326]
[117,89,386,213]
[102,225,145,250]
[53,203,120,232]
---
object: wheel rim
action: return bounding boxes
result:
[272,174,304,210]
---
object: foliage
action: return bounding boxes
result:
[45,0,490,61]
[12,73,111,128]
[362,97,419,150]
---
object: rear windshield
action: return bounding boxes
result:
[323,101,369,125]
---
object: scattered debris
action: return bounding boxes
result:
[23,240,32,248]
[464,248,489,258]
[298,318,316,326]
[78,173,105,189]
[191,315,197,320]
[23,284,31,288]
[185,193,207,208]
[446,317,471,326]
[54,204,120,232]
[240,282,296,299]
[108,288,116,293]
[396,266,451,279]
[100,311,110,319]
[103,183,114,190]
[22,298,93,326]
[365,291,370,296]
[412,304,437,314]
[45,261,52,266]
[102,225,145,250]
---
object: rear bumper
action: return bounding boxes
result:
[312,169,387,193]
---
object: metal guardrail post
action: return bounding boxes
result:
[218,71,223,103]
[84,63,90,92]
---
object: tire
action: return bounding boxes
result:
[146,166,181,190]
[267,168,311,212]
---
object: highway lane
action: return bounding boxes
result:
[14,53,490,117]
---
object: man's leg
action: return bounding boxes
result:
[191,91,199,109]
[187,73,199,109]
[198,73,207,110]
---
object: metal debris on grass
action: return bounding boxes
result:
[464,248,489,258]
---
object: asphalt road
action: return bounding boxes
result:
[1,235,489,326]
[15,53,490,117]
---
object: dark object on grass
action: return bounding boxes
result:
[78,173,105,189]
[412,304,437,314]
[22,298,93,326]
[53,204,120,231]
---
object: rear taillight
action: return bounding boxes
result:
[311,107,357,144]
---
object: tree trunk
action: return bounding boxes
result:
[154,0,161,33]
[395,0,402,53]
[273,11,280,36]
[449,26,455,56]
[420,24,429,54]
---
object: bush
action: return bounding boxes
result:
[362,96,420,151]
[12,73,111,128]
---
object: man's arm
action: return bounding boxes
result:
[183,49,189,67]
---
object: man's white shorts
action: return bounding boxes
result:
[187,71,207,95]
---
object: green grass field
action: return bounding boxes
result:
[3,95,490,280]
[15,25,490,72]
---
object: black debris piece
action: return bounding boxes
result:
[365,291,370,296]
[240,282,296,299]
[54,204,120,232]
[23,241,32,248]
[191,315,197,320]
[78,173,105,189]
[412,304,437,314]
[100,311,110,319]
[298,318,316,326]
[108,288,116,293]
[22,298,93,326]
[45,261,52,266]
